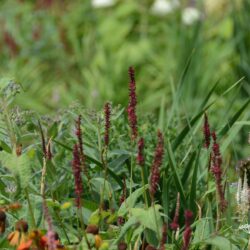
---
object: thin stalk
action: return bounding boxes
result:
[2,101,16,148]
[140,166,149,208]
[151,199,161,241]
[40,157,47,196]
[54,210,70,244]
[100,148,108,210]
[25,187,36,229]
[129,152,133,197]
[78,206,92,250]
[215,189,221,232]
[129,141,136,197]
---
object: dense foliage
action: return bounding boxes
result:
[0,67,249,249]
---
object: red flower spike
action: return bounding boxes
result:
[181,210,193,250]
[137,137,145,166]
[72,144,83,208]
[149,130,164,199]
[104,102,111,146]
[210,131,227,212]
[127,66,138,140]
[75,115,88,177]
[159,223,168,250]
[4,31,19,56]
[170,192,180,231]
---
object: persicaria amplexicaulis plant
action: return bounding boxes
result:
[137,137,145,166]
[104,102,111,147]
[211,131,227,212]
[159,223,168,250]
[72,144,83,208]
[149,130,164,200]
[127,66,138,141]
[75,115,87,174]
[182,210,193,250]
[170,192,180,231]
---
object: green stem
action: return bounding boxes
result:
[25,187,36,229]
[140,166,149,208]
[129,152,133,197]
[100,147,108,213]
[54,210,70,244]
[40,157,46,197]
[2,101,16,148]
[78,207,92,250]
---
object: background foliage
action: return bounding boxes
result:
[0,0,249,249]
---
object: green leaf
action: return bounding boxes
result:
[116,216,138,242]
[199,80,219,110]
[218,99,250,137]
[130,205,163,237]
[203,236,239,250]
[181,151,196,186]
[192,218,211,244]
[0,151,31,188]
[118,185,149,216]
[0,140,11,153]
[90,177,113,200]
[172,103,213,151]
[189,147,201,213]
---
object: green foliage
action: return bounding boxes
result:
[0,1,249,249]
[0,75,248,249]
[0,151,31,189]
[0,0,246,115]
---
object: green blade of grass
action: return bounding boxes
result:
[189,146,201,213]
[181,151,196,186]
[218,98,250,137]
[166,139,185,204]
[173,102,214,150]
[199,80,219,110]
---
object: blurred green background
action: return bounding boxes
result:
[0,0,249,115]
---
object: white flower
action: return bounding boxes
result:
[92,0,114,8]
[236,177,242,205]
[241,170,249,206]
[151,0,179,16]
[182,7,201,25]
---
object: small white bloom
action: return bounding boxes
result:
[241,170,249,206]
[92,0,114,8]
[151,0,179,16]
[5,183,17,194]
[182,7,201,25]
[236,177,242,205]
